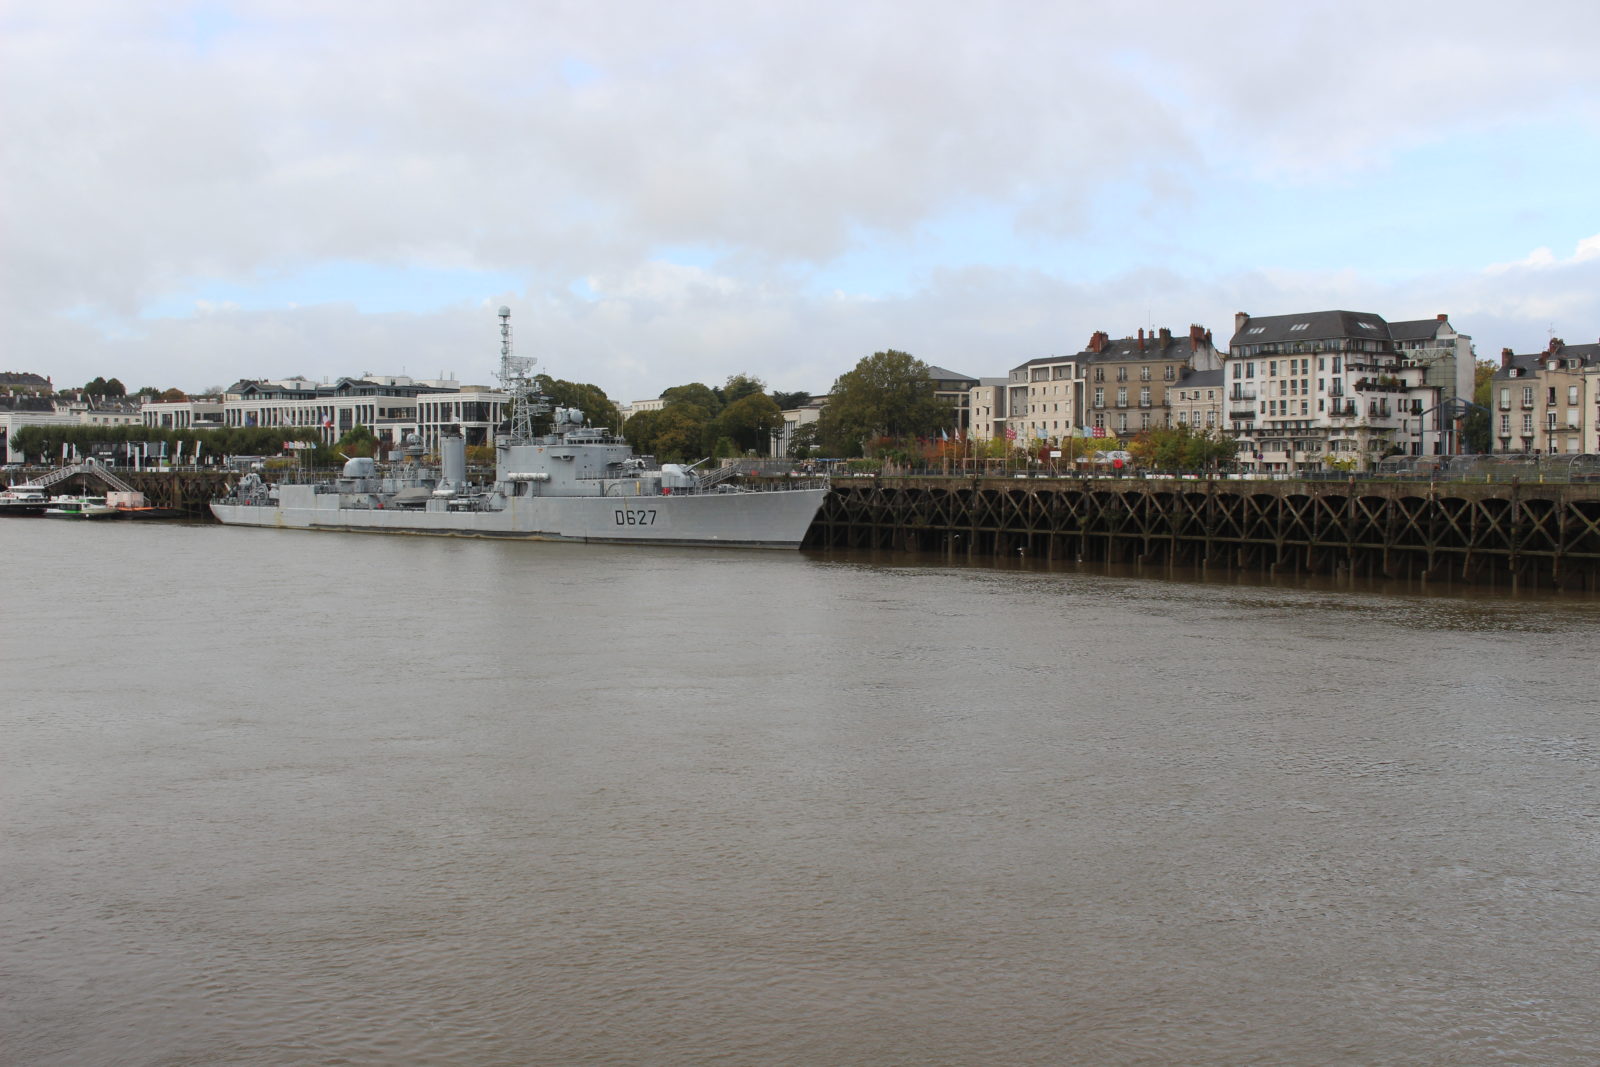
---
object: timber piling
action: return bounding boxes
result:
[803,475,1600,592]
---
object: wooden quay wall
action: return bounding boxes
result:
[803,475,1600,592]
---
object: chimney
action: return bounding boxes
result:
[1500,347,1514,371]
[1138,327,1146,351]
[1436,313,1447,322]
[1088,331,1108,354]
[1234,311,1249,334]
[1158,326,1171,345]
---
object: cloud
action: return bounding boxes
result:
[3,1,1598,397]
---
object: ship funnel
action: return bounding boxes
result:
[441,431,467,486]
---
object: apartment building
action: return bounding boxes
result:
[966,378,1009,442]
[1168,368,1225,433]
[1006,326,1221,443]
[1227,311,1444,473]
[1491,338,1600,455]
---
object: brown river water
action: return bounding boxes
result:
[2,519,1598,1065]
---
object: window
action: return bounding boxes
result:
[1269,360,1278,376]
[1206,411,1216,428]
[1116,387,1128,407]
[1523,387,1534,407]
[1139,387,1151,407]
[1357,321,1380,331]
[1246,326,1265,335]
[1178,411,1188,425]
[1094,387,1104,408]
[1290,323,1309,331]
[1569,385,1581,405]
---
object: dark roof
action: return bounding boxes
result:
[1495,342,1600,379]
[1388,318,1451,342]
[923,365,978,386]
[1177,368,1224,388]
[1080,336,1205,363]
[1230,310,1389,347]
[1492,353,1544,381]
[0,395,56,412]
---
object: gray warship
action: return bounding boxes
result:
[211,310,829,548]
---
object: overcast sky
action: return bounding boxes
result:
[3,0,1598,402]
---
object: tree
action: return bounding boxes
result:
[816,350,950,456]
[622,408,664,455]
[770,389,811,411]
[335,424,378,458]
[715,392,782,454]
[787,421,820,459]
[660,382,723,417]
[1128,425,1234,472]
[721,373,766,405]
[83,376,126,398]
[159,387,188,401]
[534,375,622,433]
[1462,358,1496,454]
[651,402,711,462]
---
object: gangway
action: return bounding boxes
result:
[28,458,136,494]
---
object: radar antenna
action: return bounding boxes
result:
[496,306,549,441]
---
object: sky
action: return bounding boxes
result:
[3,0,1598,403]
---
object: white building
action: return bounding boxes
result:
[1226,310,1446,472]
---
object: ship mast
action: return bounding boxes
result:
[497,306,549,442]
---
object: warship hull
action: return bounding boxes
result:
[211,482,828,548]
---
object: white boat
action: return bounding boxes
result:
[0,484,50,516]
[44,494,118,519]
[211,309,828,549]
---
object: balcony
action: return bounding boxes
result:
[1229,405,1256,419]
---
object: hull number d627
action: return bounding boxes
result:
[615,509,658,526]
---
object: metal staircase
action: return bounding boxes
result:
[30,459,136,493]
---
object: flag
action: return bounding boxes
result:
[322,414,334,429]
[1004,426,1017,441]
[940,428,948,441]
[1092,426,1106,438]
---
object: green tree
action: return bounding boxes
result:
[83,376,126,398]
[715,392,782,454]
[534,375,622,433]
[660,382,723,417]
[787,421,820,459]
[1128,425,1233,472]
[652,403,711,462]
[335,424,378,458]
[770,389,811,411]
[1462,358,1496,454]
[622,408,663,455]
[816,350,950,457]
[720,373,767,405]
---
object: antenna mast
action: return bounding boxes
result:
[497,306,548,441]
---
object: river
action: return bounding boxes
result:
[3,519,1598,1065]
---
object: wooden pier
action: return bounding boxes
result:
[804,475,1600,591]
